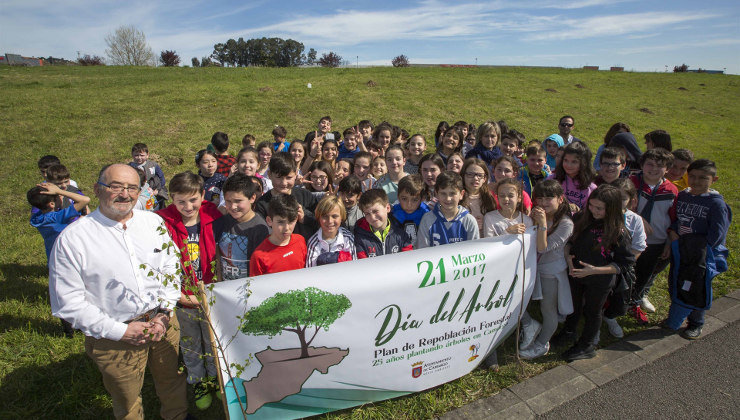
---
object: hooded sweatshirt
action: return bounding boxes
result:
[156,200,222,295]
[544,134,564,170]
[416,203,479,248]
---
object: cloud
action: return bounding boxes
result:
[617,38,740,55]
[197,2,266,22]
[235,1,507,46]
[525,11,718,41]
[626,33,661,40]
[557,0,634,9]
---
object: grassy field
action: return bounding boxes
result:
[0,65,738,419]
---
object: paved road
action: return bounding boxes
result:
[540,320,740,419]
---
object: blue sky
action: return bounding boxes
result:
[2,0,739,73]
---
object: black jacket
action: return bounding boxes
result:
[353,215,413,258]
[254,187,319,241]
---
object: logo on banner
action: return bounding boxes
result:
[467,343,480,362]
[411,361,423,378]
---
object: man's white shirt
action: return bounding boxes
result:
[49,209,181,341]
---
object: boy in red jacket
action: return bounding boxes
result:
[156,171,222,410]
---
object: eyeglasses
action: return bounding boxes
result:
[97,182,140,195]
[601,162,622,168]
[464,172,486,180]
[311,175,328,181]
[559,123,573,128]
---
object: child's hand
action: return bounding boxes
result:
[505,223,527,234]
[570,261,597,278]
[297,205,305,223]
[310,134,321,158]
[229,164,237,176]
[301,174,313,188]
[531,207,546,226]
[37,182,62,195]
[566,254,575,274]
[568,202,580,214]
[668,230,679,242]
[643,219,654,236]
[660,242,672,259]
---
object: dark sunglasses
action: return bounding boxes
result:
[559,123,573,127]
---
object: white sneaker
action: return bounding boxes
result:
[519,342,549,360]
[519,319,542,350]
[604,317,624,338]
[641,298,656,313]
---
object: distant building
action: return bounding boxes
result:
[2,53,43,66]
[610,67,624,72]
[44,56,76,66]
[583,66,599,70]
[687,69,724,74]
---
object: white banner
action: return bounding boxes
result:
[209,233,536,419]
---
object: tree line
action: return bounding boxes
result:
[200,37,318,67]
[90,25,410,68]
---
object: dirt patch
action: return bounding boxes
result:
[366,80,377,87]
[164,155,184,166]
[639,107,654,114]
[575,84,585,89]
[258,86,272,92]
[699,83,706,86]
[545,88,557,92]
[678,87,688,91]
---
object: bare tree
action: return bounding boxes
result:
[105,25,155,66]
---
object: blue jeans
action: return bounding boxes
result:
[666,304,705,329]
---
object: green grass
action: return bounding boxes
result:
[0,65,738,419]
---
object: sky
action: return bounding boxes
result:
[2,0,739,73]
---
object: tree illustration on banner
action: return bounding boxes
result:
[238,287,352,414]
[240,287,351,358]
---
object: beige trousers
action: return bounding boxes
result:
[84,315,187,420]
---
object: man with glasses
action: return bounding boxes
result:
[558,115,581,145]
[49,164,188,420]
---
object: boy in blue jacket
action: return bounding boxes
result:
[663,159,731,339]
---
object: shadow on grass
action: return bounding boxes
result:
[0,351,112,419]
[0,263,49,302]
[0,312,63,336]
[0,345,205,420]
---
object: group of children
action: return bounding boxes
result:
[28,115,731,410]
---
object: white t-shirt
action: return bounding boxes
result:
[483,210,533,238]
